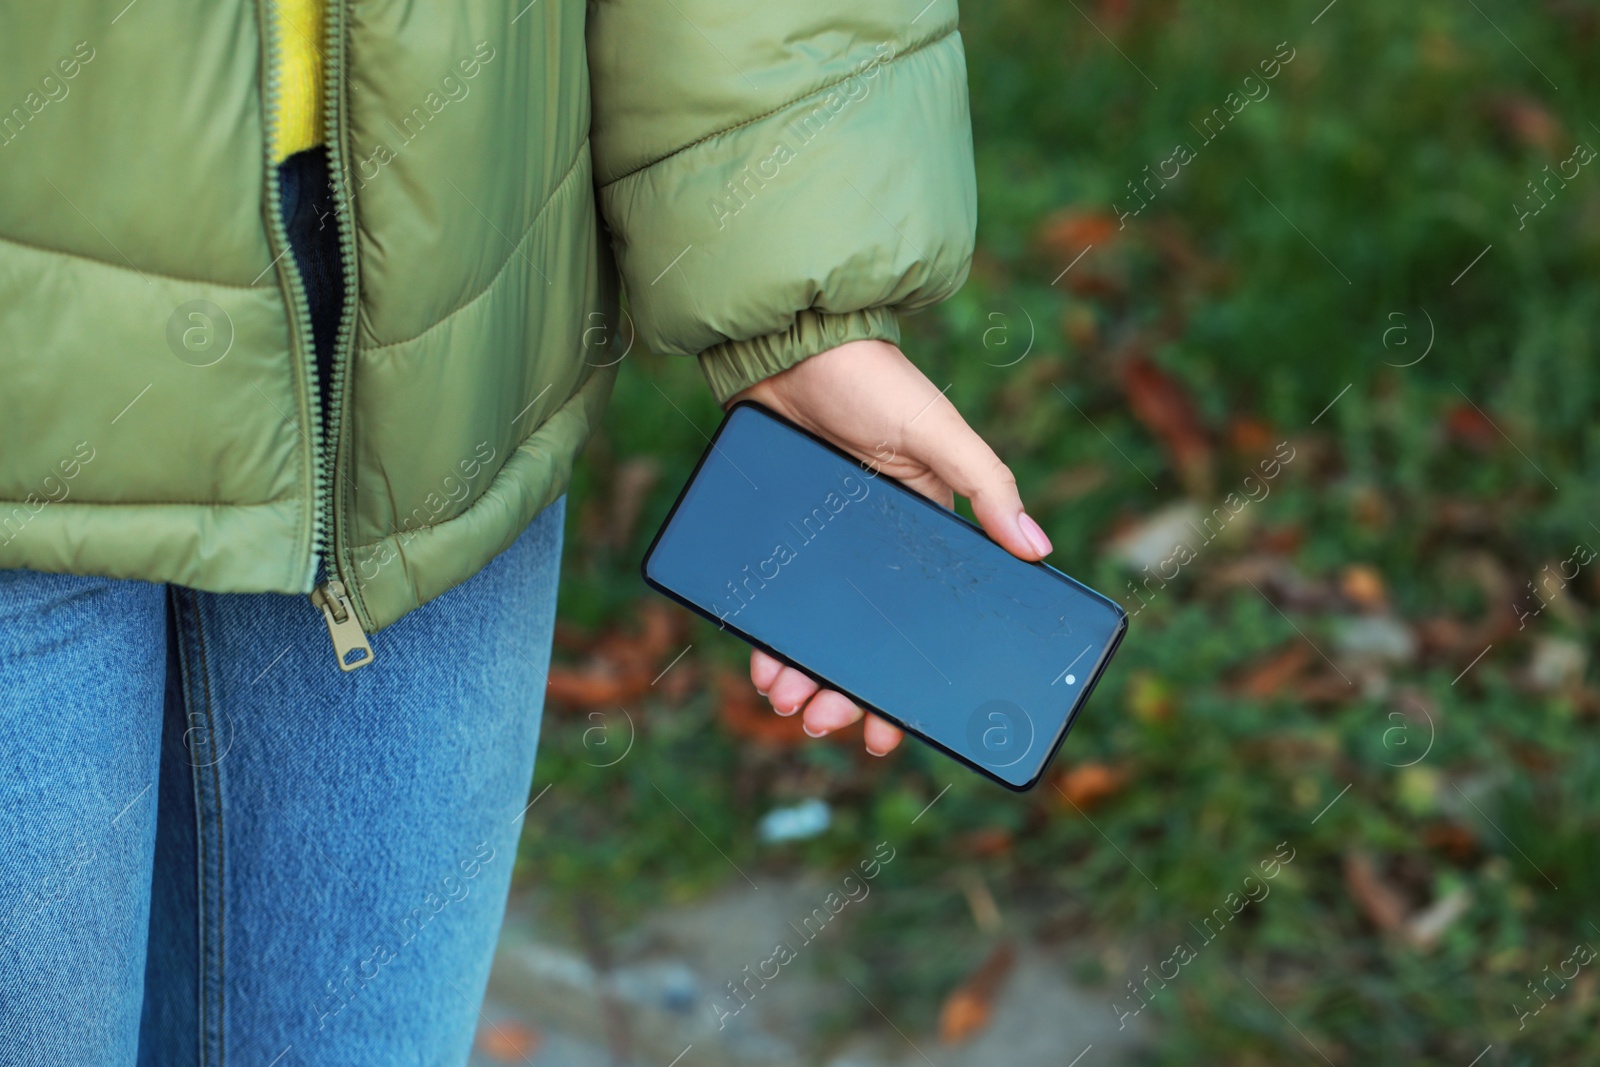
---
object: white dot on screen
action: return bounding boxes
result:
[1064,674,1076,685]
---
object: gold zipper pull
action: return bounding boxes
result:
[310,580,375,671]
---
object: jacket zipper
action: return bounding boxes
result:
[310,579,372,670]
[314,0,374,670]
[262,0,374,671]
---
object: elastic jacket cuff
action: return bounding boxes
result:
[696,307,902,406]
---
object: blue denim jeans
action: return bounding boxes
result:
[0,146,566,1064]
[0,496,564,1065]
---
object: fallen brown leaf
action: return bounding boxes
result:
[1055,763,1129,810]
[1207,557,1338,612]
[1295,671,1363,706]
[1414,616,1474,659]
[1487,95,1566,155]
[959,828,1015,859]
[1421,821,1480,864]
[1255,524,1305,555]
[1444,403,1499,451]
[1227,416,1276,457]
[545,664,641,709]
[1510,741,1560,774]
[595,599,681,672]
[1341,564,1388,611]
[1117,352,1212,495]
[475,1020,541,1062]
[1039,209,1120,259]
[1343,851,1410,934]
[546,599,689,711]
[1235,644,1312,699]
[938,942,1017,1044]
[1039,208,1125,298]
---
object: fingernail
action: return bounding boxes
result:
[803,723,828,738]
[1019,512,1053,556]
[865,744,888,757]
[774,702,797,717]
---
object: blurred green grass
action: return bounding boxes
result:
[521,2,1600,1062]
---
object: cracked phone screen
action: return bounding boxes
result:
[645,405,1126,788]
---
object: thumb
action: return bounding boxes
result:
[903,400,1053,562]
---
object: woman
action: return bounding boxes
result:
[0,1,1051,1062]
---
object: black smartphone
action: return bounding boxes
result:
[640,401,1128,791]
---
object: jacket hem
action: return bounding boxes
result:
[696,306,902,405]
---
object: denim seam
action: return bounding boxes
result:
[171,589,212,1064]
[185,589,228,1066]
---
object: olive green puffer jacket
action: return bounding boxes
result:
[0,0,975,660]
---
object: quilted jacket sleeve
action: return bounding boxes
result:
[586,0,976,403]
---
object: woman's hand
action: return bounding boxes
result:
[728,339,1054,756]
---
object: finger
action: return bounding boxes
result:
[905,400,1051,562]
[801,689,864,737]
[750,648,783,695]
[863,714,904,756]
[767,666,819,717]
[898,469,957,511]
